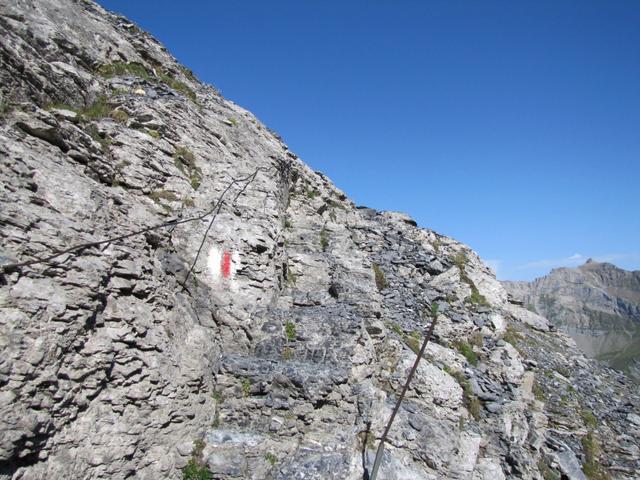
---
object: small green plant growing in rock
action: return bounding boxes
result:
[0,100,12,116]
[182,438,212,480]
[179,65,197,80]
[537,459,561,480]
[532,379,545,401]
[387,321,403,336]
[469,332,484,348]
[445,367,482,420]
[452,251,467,269]
[132,124,162,138]
[174,146,196,167]
[109,109,128,124]
[405,331,422,354]
[99,61,151,79]
[211,394,222,428]
[173,146,202,190]
[158,72,197,102]
[432,236,441,253]
[147,128,161,138]
[110,87,131,96]
[264,452,277,466]
[285,321,296,342]
[555,365,571,379]
[581,431,610,480]
[372,263,387,291]
[451,251,491,307]
[82,96,112,119]
[241,378,251,397]
[581,410,598,429]
[468,286,490,306]
[502,325,523,346]
[148,190,178,203]
[98,62,197,102]
[85,124,111,151]
[282,346,293,360]
[357,430,376,450]
[284,218,292,228]
[455,341,478,366]
[319,227,329,251]
[46,102,79,114]
[182,458,212,480]
[306,189,318,199]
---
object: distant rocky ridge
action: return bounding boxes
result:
[0,1,638,479]
[503,260,640,382]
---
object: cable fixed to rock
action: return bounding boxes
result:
[0,166,270,276]
[369,303,439,480]
[180,166,266,287]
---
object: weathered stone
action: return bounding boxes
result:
[0,2,637,480]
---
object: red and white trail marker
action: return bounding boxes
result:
[207,247,239,288]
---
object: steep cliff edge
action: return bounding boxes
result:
[503,261,640,382]
[1,1,638,479]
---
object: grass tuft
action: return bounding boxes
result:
[83,96,112,119]
[148,190,178,203]
[182,438,212,480]
[98,62,197,102]
[241,378,251,397]
[503,325,523,346]
[455,341,478,366]
[264,452,277,466]
[173,146,202,190]
[282,346,293,360]
[581,431,611,480]
[444,366,482,420]
[581,410,598,429]
[319,227,329,251]
[285,321,296,342]
[372,263,387,291]
[110,109,129,124]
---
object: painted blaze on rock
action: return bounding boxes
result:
[208,247,239,286]
[221,251,231,279]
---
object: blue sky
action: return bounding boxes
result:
[97,0,640,280]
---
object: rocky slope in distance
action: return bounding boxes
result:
[1,1,638,479]
[503,260,640,382]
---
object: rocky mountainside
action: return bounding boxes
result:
[503,260,640,382]
[0,1,638,479]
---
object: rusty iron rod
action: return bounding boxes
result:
[369,307,439,480]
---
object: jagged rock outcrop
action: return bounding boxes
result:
[0,1,638,479]
[504,260,640,382]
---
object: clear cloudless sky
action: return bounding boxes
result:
[96,0,640,280]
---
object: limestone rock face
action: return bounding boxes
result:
[0,2,638,479]
[504,261,640,381]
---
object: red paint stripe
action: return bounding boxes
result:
[221,251,231,279]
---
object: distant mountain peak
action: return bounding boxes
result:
[503,261,640,382]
